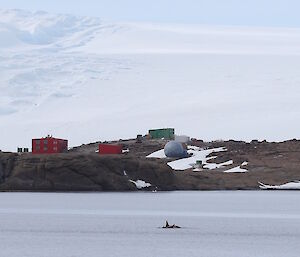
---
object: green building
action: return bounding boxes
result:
[148,128,175,140]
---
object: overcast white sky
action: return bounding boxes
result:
[0,0,299,27]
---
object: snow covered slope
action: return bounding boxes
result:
[1,9,300,151]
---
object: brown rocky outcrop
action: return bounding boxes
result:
[1,139,300,191]
[0,152,176,191]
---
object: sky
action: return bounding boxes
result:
[0,0,299,27]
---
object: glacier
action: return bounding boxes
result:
[1,9,300,151]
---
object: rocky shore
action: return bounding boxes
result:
[1,139,300,191]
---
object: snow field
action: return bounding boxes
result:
[1,9,300,151]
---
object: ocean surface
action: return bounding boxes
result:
[0,191,299,257]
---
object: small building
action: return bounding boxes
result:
[32,136,68,154]
[175,135,190,143]
[148,128,175,140]
[136,134,143,143]
[99,143,122,155]
[17,147,29,153]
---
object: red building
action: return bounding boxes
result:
[99,143,122,155]
[32,136,68,154]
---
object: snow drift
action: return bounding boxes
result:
[259,181,300,190]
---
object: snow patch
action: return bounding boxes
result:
[146,149,166,159]
[129,179,152,189]
[167,147,227,171]
[224,166,248,173]
[166,145,248,172]
[187,145,201,151]
[204,160,233,170]
[259,181,300,190]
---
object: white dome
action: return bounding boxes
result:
[164,141,187,158]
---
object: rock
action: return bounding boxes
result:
[0,163,3,182]
[0,152,176,191]
[1,138,300,191]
